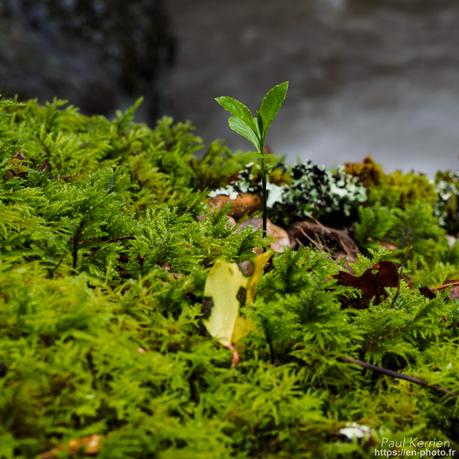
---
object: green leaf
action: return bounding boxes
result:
[228,116,260,151]
[241,152,264,163]
[259,81,289,134]
[215,96,256,131]
[256,112,264,141]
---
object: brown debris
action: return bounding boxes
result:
[289,220,359,260]
[432,280,459,300]
[405,275,459,301]
[334,261,400,309]
[4,151,29,179]
[379,240,398,251]
[419,286,437,300]
[38,159,51,171]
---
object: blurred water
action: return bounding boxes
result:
[168,0,459,175]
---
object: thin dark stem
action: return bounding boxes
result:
[260,144,267,239]
[339,356,457,397]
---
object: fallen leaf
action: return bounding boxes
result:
[232,315,257,344]
[202,252,271,363]
[419,286,436,300]
[334,261,399,309]
[446,235,456,249]
[246,250,272,304]
[202,260,248,348]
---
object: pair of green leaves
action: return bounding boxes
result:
[215,81,289,151]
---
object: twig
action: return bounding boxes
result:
[432,280,459,291]
[298,227,324,251]
[339,356,457,397]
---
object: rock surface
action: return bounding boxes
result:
[238,218,291,253]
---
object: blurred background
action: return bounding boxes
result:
[1,0,458,174]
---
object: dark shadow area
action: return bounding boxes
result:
[0,0,175,120]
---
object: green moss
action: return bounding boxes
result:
[0,99,458,459]
[344,155,383,188]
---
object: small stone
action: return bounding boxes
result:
[237,218,291,253]
[237,260,255,277]
[446,235,456,248]
[208,193,262,218]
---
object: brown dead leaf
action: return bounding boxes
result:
[334,261,399,309]
[419,286,437,300]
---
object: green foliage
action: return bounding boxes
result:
[215,81,288,152]
[0,98,458,459]
[216,82,289,236]
[242,248,459,454]
[247,249,361,360]
[347,157,459,235]
[355,202,451,275]
[259,81,289,138]
[367,169,437,210]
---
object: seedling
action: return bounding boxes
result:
[216,81,289,237]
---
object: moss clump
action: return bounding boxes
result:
[345,156,437,210]
[0,99,458,459]
[344,155,383,188]
[355,202,452,279]
[370,170,437,209]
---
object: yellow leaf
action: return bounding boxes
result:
[232,315,257,344]
[246,251,272,304]
[203,260,248,347]
[203,252,271,348]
